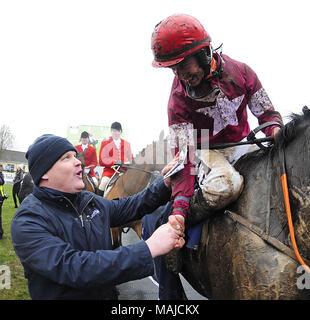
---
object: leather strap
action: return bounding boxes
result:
[247,121,283,141]
[225,210,310,265]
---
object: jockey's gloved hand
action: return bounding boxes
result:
[84,168,90,174]
[114,160,124,167]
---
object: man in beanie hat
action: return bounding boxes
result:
[11,134,185,300]
[75,131,98,188]
[25,134,77,186]
[98,122,133,196]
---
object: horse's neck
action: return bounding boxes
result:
[232,149,286,236]
[233,134,310,248]
[124,167,155,195]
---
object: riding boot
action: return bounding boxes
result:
[187,188,215,227]
[97,189,104,197]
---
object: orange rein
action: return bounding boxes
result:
[281,173,310,274]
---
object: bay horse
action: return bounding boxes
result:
[179,107,310,299]
[76,149,97,194]
[105,138,167,249]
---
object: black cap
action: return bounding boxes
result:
[80,131,89,139]
[111,122,122,131]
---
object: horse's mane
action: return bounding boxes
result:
[274,105,310,150]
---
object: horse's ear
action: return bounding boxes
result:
[302,105,310,116]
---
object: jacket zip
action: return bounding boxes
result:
[63,196,86,228]
[63,196,94,251]
[81,196,95,217]
[63,195,94,228]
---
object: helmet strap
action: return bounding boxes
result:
[185,57,219,101]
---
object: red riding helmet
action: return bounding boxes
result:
[151,14,212,68]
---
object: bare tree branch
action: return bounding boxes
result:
[0,125,15,150]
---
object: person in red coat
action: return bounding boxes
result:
[75,131,98,187]
[98,122,133,195]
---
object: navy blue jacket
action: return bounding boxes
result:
[11,177,171,300]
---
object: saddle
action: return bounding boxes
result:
[103,172,123,197]
[86,175,97,193]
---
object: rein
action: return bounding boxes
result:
[209,136,274,150]
[117,164,155,175]
[209,122,280,150]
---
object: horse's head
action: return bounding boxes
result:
[76,150,95,192]
[76,150,86,169]
[107,136,169,198]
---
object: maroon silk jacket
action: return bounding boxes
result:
[167,53,283,215]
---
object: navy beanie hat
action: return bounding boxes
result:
[26,134,77,185]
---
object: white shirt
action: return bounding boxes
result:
[82,144,88,151]
[113,138,121,149]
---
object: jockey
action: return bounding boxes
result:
[151,14,283,247]
[98,122,133,196]
[75,131,99,187]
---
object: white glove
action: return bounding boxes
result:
[84,168,90,174]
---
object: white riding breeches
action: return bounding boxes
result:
[98,176,110,192]
[196,144,258,210]
[91,176,98,187]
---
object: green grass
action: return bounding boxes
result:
[0,184,30,300]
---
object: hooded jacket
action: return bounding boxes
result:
[11,176,170,300]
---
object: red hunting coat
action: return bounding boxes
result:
[75,144,98,178]
[99,137,133,178]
